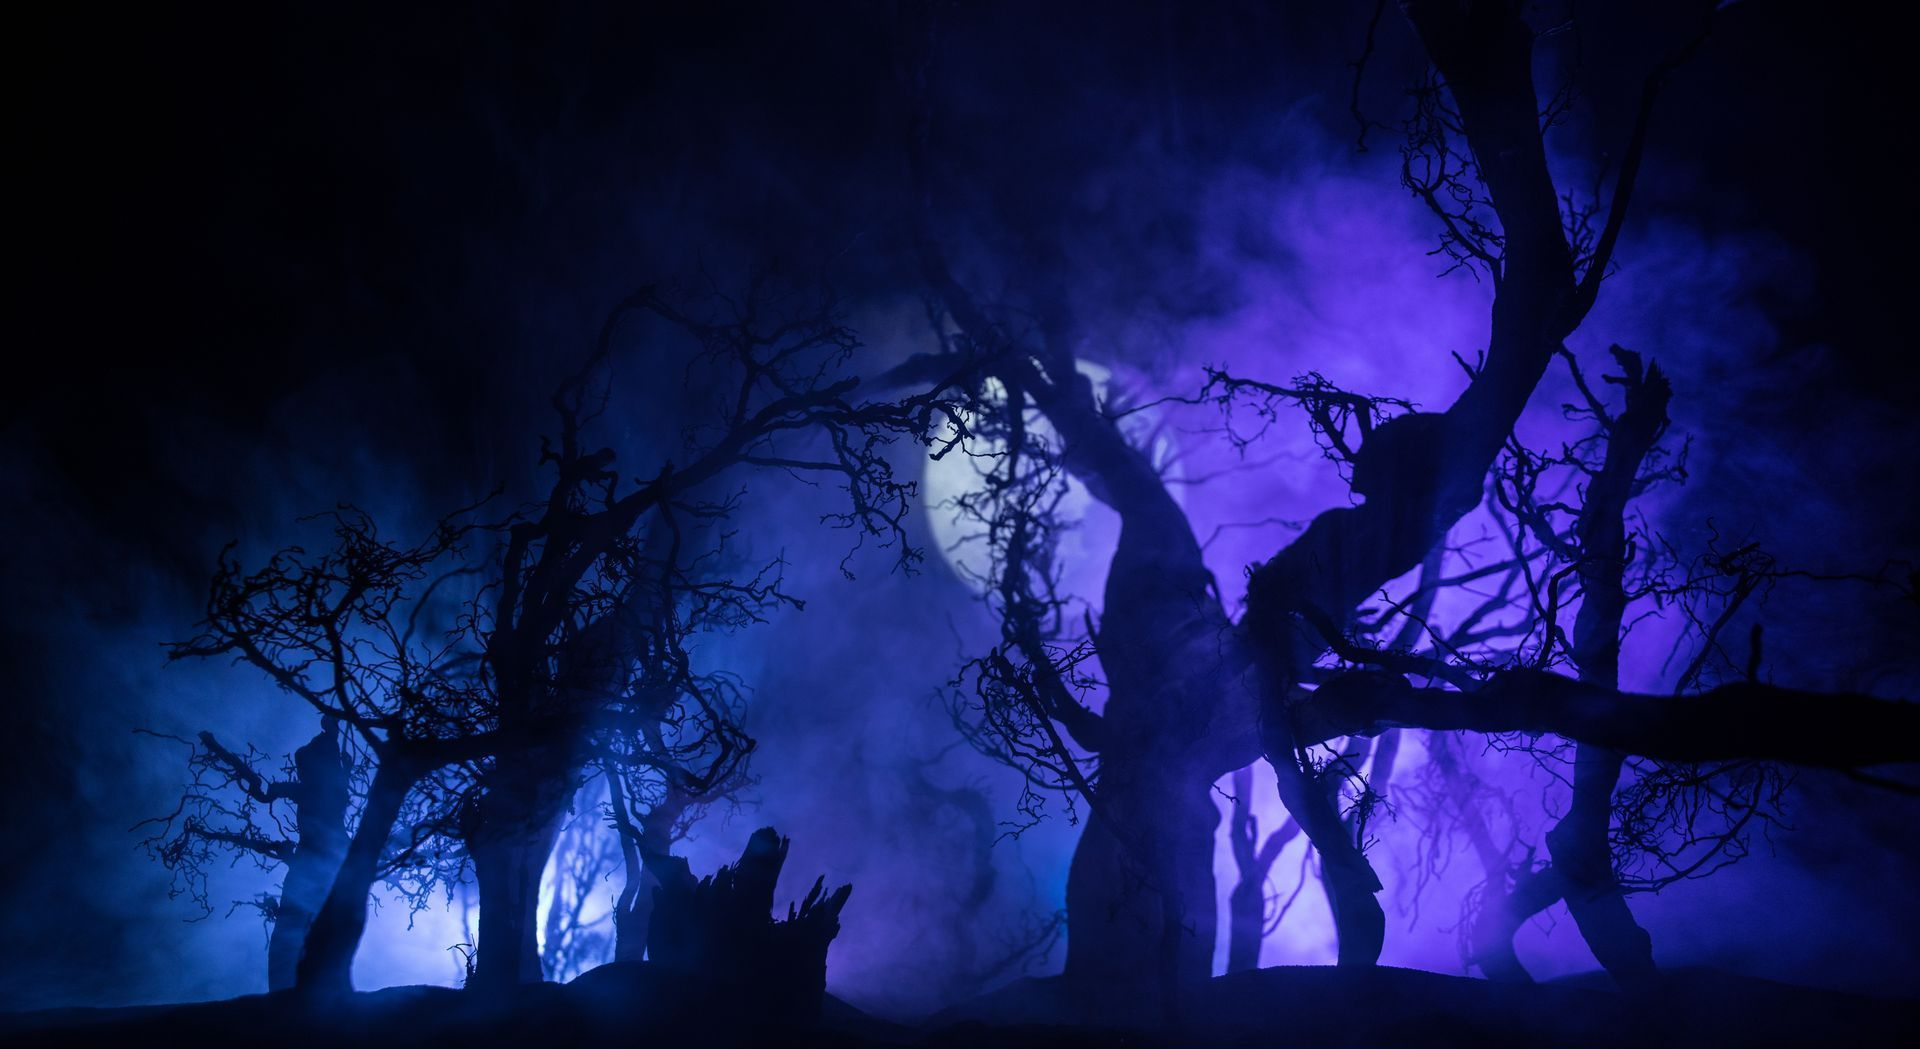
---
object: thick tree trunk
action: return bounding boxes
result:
[1002,308,1250,1003]
[295,751,415,995]
[1224,765,1297,974]
[267,725,350,990]
[1056,512,1249,1003]
[1470,353,1667,984]
[468,749,574,994]
[472,814,565,991]
[475,575,640,989]
[1548,746,1654,980]
[1056,674,1240,1002]
[1062,766,1219,1006]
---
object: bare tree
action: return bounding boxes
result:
[169,276,951,996]
[536,780,621,983]
[137,716,350,990]
[894,0,1920,1014]
[1223,765,1298,974]
[1355,342,1882,986]
[168,504,493,995]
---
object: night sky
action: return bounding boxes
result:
[8,0,1918,1018]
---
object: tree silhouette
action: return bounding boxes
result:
[138,716,350,990]
[639,826,853,1021]
[1223,764,1298,974]
[167,278,950,995]
[894,0,1920,1014]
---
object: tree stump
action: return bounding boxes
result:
[641,827,852,1020]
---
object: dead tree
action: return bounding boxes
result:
[452,278,948,993]
[894,757,1067,999]
[172,277,949,996]
[1372,348,1823,984]
[1461,347,1670,983]
[602,745,749,965]
[897,0,1917,1010]
[1224,765,1298,973]
[168,507,493,996]
[137,716,350,990]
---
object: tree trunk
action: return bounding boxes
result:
[610,781,689,962]
[471,813,565,992]
[1264,724,1384,967]
[1309,736,1388,966]
[608,773,650,963]
[1224,878,1263,975]
[612,868,656,964]
[1012,330,1249,1002]
[907,197,1253,1002]
[1469,863,1567,982]
[266,902,312,992]
[468,749,573,994]
[1232,0,1632,973]
[1062,765,1219,1008]
[267,724,350,990]
[295,750,415,995]
[1467,751,1654,984]
[1470,352,1669,985]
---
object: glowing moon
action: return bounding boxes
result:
[922,359,1182,598]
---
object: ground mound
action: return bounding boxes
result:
[4,963,1913,1047]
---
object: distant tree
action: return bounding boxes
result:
[1461,347,1676,982]
[138,716,350,990]
[895,757,1068,1000]
[535,779,633,982]
[603,758,746,965]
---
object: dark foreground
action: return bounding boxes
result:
[5,963,1914,1048]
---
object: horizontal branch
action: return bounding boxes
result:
[1299,669,1920,770]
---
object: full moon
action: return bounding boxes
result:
[921,359,1182,599]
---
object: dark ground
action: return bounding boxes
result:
[4,964,1915,1048]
